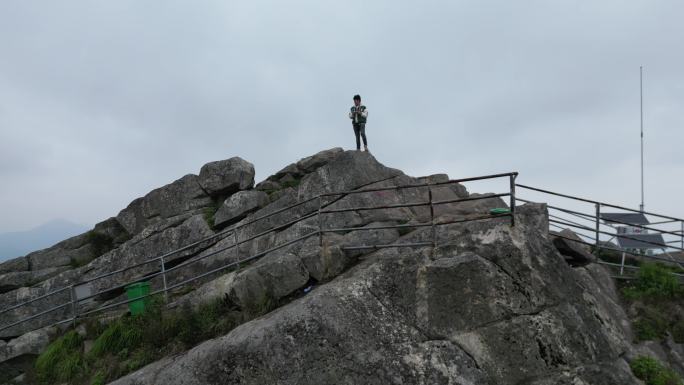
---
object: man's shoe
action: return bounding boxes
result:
[364,146,369,152]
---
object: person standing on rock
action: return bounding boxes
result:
[349,94,369,151]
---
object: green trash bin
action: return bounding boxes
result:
[125,282,150,316]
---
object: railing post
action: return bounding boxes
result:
[160,256,168,302]
[620,252,626,276]
[509,174,517,226]
[428,185,436,248]
[69,285,77,328]
[595,203,601,250]
[318,196,323,247]
[234,229,240,271]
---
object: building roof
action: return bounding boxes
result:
[616,233,666,249]
[600,212,650,225]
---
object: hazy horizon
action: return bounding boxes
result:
[0,218,88,261]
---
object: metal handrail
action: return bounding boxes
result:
[516,183,684,222]
[516,195,684,252]
[0,172,517,334]
[516,186,684,278]
[549,231,684,277]
[318,172,519,197]
[0,197,322,317]
[548,223,683,266]
[547,219,684,253]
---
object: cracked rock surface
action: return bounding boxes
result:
[111,204,641,385]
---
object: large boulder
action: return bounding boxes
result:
[295,147,344,173]
[13,218,132,274]
[110,204,642,385]
[228,252,309,309]
[0,214,214,338]
[340,221,401,257]
[297,237,349,282]
[0,257,29,275]
[84,214,215,294]
[551,228,596,266]
[198,157,255,197]
[0,267,69,294]
[116,174,213,235]
[263,147,344,184]
[214,190,270,227]
[92,217,131,245]
[0,326,56,383]
[23,232,94,271]
[296,150,403,201]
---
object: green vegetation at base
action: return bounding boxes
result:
[618,262,684,343]
[622,263,683,300]
[630,356,683,385]
[29,294,272,385]
[33,331,84,384]
[203,201,221,230]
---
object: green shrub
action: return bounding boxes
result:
[630,356,683,385]
[623,263,682,299]
[634,318,668,341]
[638,263,680,297]
[34,330,84,384]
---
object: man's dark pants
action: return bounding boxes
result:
[353,123,367,150]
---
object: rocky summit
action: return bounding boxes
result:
[0,149,682,385]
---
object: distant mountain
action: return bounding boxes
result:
[0,219,89,261]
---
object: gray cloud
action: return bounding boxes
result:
[1,0,682,232]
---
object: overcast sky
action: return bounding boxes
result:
[1,0,682,234]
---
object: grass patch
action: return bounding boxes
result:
[630,356,683,385]
[619,262,684,343]
[87,318,143,359]
[91,370,106,385]
[28,293,261,385]
[622,263,682,300]
[34,330,84,384]
[203,201,221,230]
[280,179,301,189]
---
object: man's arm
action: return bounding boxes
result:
[361,107,368,118]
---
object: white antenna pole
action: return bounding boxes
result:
[640,65,644,212]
